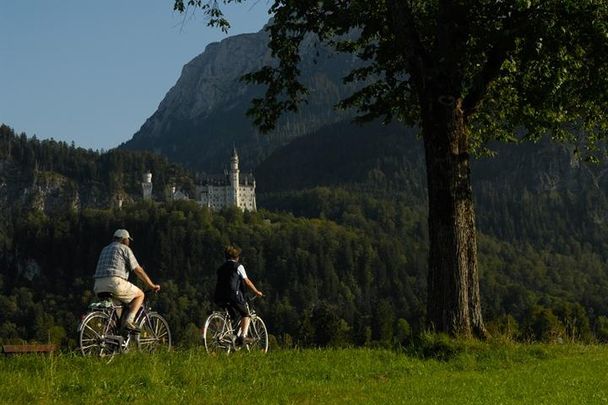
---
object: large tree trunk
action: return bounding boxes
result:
[422,96,487,338]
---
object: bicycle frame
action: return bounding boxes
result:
[203,298,268,353]
[222,300,257,338]
[215,310,239,350]
[78,300,134,354]
[78,295,169,356]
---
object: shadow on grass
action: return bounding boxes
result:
[404,332,554,364]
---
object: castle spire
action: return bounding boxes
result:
[230,146,239,206]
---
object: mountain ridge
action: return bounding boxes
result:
[122,25,360,172]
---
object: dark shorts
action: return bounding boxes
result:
[224,301,250,320]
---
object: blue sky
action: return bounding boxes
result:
[0,1,270,151]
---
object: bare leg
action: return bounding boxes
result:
[240,316,251,337]
[124,291,144,325]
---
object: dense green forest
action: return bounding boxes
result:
[1,124,608,348]
[0,124,195,212]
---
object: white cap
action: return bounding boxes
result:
[113,229,133,241]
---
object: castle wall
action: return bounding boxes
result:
[197,155,256,212]
[200,183,256,211]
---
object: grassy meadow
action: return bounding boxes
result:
[1,342,607,404]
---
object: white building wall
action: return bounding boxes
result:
[196,151,257,211]
[142,172,153,200]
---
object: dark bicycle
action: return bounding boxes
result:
[202,296,268,354]
[78,291,171,358]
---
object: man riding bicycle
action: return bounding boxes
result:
[214,246,263,346]
[93,229,160,332]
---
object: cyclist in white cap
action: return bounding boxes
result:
[93,229,160,331]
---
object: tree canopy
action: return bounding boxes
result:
[174,0,608,337]
[176,0,608,155]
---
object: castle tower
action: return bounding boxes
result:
[230,147,240,206]
[142,171,153,200]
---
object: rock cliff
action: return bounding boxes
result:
[122,25,359,172]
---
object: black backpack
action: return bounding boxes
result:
[214,260,246,305]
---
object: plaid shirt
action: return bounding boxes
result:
[94,241,140,280]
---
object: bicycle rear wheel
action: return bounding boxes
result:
[203,312,232,354]
[247,316,269,353]
[138,313,172,352]
[78,311,115,357]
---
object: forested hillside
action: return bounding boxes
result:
[257,119,608,343]
[257,118,608,254]
[2,188,607,348]
[0,124,195,213]
[1,124,608,348]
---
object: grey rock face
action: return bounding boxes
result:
[0,160,82,215]
[123,24,359,172]
[155,31,273,130]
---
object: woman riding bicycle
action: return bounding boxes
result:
[214,246,263,346]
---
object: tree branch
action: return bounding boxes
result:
[463,8,535,119]
[385,0,430,94]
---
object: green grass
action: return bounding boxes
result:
[1,344,607,404]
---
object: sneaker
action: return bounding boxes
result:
[236,336,255,346]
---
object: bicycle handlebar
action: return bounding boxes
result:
[247,294,262,303]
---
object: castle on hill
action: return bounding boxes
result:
[196,148,256,211]
[141,148,256,211]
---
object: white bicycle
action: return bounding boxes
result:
[78,292,171,358]
[202,297,268,354]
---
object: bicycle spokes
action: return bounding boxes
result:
[79,300,171,357]
[203,310,268,354]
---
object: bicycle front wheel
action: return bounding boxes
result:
[247,316,269,353]
[139,313,172,352]
[203,312,231,354]
[78,311,114,357]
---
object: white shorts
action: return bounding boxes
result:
[94,276,142,304]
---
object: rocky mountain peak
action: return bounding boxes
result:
[159,31,272,122]
[122,23,359,172]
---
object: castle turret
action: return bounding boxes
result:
[197,149,256,211]
[142,171,153,200]
[230,147,240,206]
